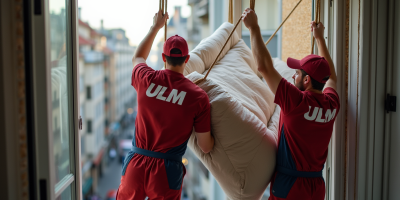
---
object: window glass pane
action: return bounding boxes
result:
[241,0,281,57]
[49,0,72,185]
[242,0,280,31]
[57,184,72,200]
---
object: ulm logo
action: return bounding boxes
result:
[146,83,187,105]
[304,106,336,123]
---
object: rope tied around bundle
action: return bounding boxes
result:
[193,0,303,85]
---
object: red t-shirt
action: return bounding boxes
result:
[131,63,211,153]
[274,78,340,171]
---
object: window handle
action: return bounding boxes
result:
[79,116,82,130]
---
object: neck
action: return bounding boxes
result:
[305,87,323,94]
[166,64,184,74]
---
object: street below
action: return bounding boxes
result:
[96,159,122,199]
[96,122,135,199]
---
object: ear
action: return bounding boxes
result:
[304,75,311,85]
[162,53,166,62]
[184,55,190,63]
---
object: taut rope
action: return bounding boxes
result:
[193,0,303,85]
[311,0,321,54]
[161,0,167,69]
[193,0,255,85]
[265,0,303,46]
[228,0,233,24]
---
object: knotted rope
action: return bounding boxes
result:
[193,0,303,85]
[311,0,321,54]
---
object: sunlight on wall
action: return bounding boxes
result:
[281,0,312,62]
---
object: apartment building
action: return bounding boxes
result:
[102,28,136,128]
[78,19,107,196]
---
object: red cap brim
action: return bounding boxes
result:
[287,57,302,69]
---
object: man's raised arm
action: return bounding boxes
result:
[132,10,169,65]
[312,21,337,90]
[242,8,282,94]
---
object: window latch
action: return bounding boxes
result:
[79,116,82,130]
[385,94,396,113]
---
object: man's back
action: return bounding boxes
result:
[118,12,214,200]
[275,78,340,171]
[132,63,210,153]
[271,78,340,199]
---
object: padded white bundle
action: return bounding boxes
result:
[183,22,289,199]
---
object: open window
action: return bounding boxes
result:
[29,0,81,199]
[24,0,340,199]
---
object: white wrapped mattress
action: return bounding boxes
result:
[184,22,294,200]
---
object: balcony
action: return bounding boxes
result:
[195,0,208,18]
[83,51,104,63]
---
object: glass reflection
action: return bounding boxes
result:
[49,0,71,185]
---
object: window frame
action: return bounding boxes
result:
[30,0,82,199]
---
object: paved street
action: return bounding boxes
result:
[96,159,122,199]
[96,122,136,199]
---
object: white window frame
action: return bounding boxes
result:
[30,0,81,199]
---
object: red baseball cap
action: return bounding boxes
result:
[287,55,331,83]
[163,35,189,57]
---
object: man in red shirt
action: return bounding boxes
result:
[117,10,214,199]
[242,9,340,200]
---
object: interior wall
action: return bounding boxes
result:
[0,1,9,198]
[281,0,312,62]
[0,0,30,199]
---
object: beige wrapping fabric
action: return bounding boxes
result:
[183,53,205,76]
[186,72,278,200]
[184,22,296,199]
[184,23,240,75]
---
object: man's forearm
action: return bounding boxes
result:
[250,26,273,73]
[133,26,159,61]
[249,26,282,94]
[316,38,337,82]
